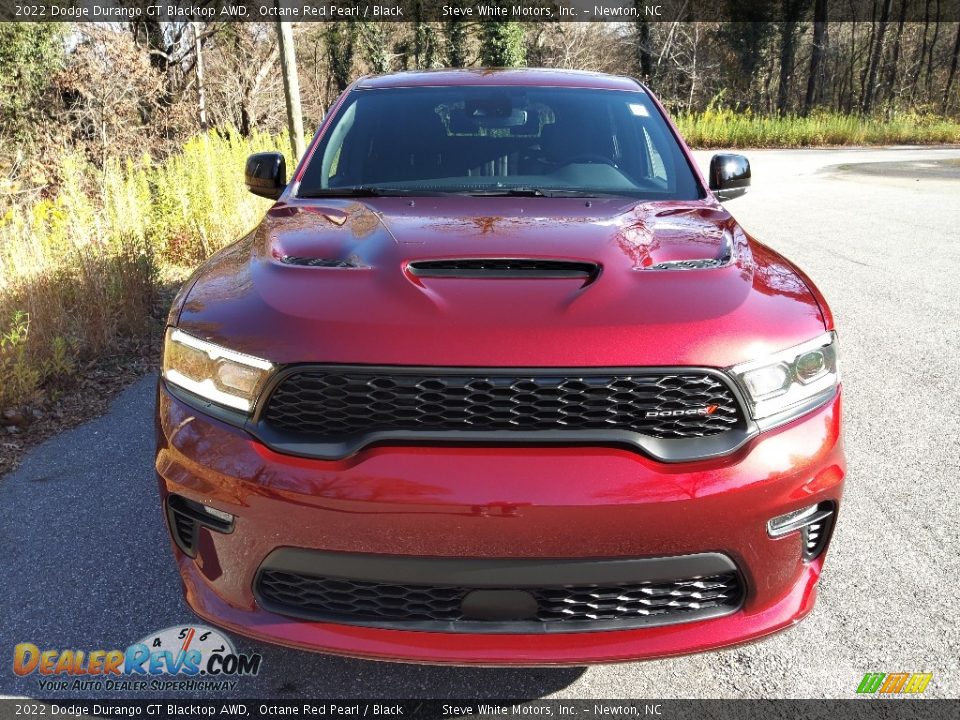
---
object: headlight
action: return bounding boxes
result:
[162,328,274,413]
[729,332,839,422]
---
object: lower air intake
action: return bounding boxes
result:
[165,495,234,558]
[254,553,744,633]
[802,505,835,560]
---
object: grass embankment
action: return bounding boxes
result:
[0,130,286,412]
[676,109,960,148]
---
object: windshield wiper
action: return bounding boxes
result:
[460,187,624,198]
[298,187,451,198]
[462,187,547,197]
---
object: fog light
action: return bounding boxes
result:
[767,502,835,561]
[202,505,234,523]
[767,504,820,537]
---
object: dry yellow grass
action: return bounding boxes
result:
[0,130,287,408]
[676,109,960,148]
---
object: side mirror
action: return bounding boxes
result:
[708,153,751,201]
[245,152,286,200]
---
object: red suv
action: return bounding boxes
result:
[157,69,844,665]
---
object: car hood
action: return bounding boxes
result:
[176,197,826,367]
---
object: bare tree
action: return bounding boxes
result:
[204,25,282,136]
[804,0,828,114]
[776,0,810,115]
[862,0,893,114]
[944,22,960,113]
[882,0,909,110]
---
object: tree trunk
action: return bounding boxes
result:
[842,21,859,112]
[635,14,652,80]
[860,0,878,104]
[276,21,305,162]
[883,0,908,109]
[910,0,932,107]
[804,0,828,114]
[687,23,699,112]
[862,0,893,114]
[193,23,207,130]
[776,15,800,115]
[943,22,960,113]
[926,0,941,93]
[239,45,279,137]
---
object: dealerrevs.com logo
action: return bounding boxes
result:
[13,625,262,692]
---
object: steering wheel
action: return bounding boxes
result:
[565,153,618,166]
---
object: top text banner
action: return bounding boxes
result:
[3,0,960,22]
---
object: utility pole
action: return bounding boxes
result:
[276,21,305,162]
[193,22,207,130]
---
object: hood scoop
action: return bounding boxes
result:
[407,258,600,281]
[649,257,727,271]
[644,229,735,271]
[279,255,365,268]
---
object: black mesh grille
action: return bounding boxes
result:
[256,569,742,630]
[261,369,743,442]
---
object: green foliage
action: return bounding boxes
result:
[360,23,392,75]
[413,21,439,69]
[718,4,775,109]
[445,21,470,68]
[0,311,41,407]
[0,23,64,137]
[480,22,527,68]
[327,22,358,91]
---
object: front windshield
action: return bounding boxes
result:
[298,86,702,199]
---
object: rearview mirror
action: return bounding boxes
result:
[245,152,286,200]
[708,153,751,201]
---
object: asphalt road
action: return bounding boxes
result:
[2,147,959,700]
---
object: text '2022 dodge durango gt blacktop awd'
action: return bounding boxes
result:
[156,68,844,665]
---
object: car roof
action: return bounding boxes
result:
[355,68,645,92]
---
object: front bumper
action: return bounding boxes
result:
[155,381,845,665]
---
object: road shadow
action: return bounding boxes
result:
[824,157,960,180]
